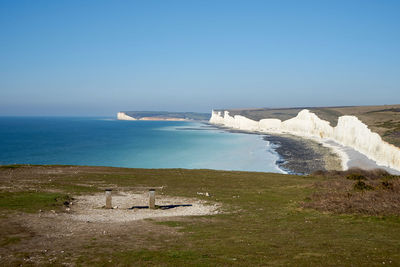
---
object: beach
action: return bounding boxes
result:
[263,134,342,175]
[265,134,400,175]
[323,140,400,175]
[211,124,400,175]
[209,108,400,175]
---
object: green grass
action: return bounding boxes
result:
[0,191,70,213]
[41,182,100,194]
[68,168,400,266]
[1,166,400,266]
[156,221,184,227]
[0,236,21,246]
[0,164,25,169]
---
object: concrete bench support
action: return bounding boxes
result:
[105,189,112,209]
[149,189,156,209]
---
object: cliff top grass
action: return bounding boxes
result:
[1,165,400,266]
[225,104,400,147]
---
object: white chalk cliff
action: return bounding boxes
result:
[209,109,400,172]
[117,112,137,121]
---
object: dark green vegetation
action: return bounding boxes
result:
[123,111,210,121]
[1,165,400,266]
[225,104,400,147]
[0,192,71,213]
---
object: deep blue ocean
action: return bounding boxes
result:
[0,117,283,172]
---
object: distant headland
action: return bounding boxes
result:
[117,111,210,121]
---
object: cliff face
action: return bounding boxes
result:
[117,112,137,120]
[209,109,400,171]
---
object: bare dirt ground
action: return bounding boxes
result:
[0,191,220,265]
[0,212,180,265]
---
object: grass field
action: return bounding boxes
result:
[0,165,399,266]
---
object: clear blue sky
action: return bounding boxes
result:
[1,0,399,116]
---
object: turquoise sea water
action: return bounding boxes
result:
[0,117,283,173]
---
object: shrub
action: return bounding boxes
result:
[353,181,374,191]
[381,181,394,190]
[347,174,366,180]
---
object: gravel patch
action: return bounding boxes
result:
[263,134,342,174]
[67,192,220,223]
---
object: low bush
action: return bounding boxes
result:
[306,168,400,215]
[347,174,366,180]
[353,180,374,191]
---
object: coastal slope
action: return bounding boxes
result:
[209,108,400,172]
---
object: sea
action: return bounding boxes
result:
[0,117,284,173]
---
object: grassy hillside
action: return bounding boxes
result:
[1,165,399,266]
[225,104,400,147]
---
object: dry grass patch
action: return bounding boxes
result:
[304,168,400,215]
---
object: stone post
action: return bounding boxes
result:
[149,189,155,209]
[105,189,112,209]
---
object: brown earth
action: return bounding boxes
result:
[0,212,183,266]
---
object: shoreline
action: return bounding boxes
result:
[209,109,400,173]
[207,123,400,175]
[263,134,342,175]
[323,140,400,175]
[207,123,343,174]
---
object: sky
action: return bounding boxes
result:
[0,0,399,116]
